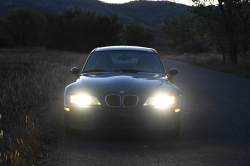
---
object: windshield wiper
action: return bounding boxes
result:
[83,69,107,73]
[115,69,143,73]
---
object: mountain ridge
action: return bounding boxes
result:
[0,0,190,27]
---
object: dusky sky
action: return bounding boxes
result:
[98,0,216,6]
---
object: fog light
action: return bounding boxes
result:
[64,107,70,111]
[175,108,181,112]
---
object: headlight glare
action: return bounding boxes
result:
[144,95,175,108]
[70,95,100,106]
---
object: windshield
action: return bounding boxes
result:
[83,50,165,74]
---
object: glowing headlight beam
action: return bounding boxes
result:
[70,95,100,106]
[155,96,175,106]
[144,95,175,108]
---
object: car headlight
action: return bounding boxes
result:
[70,95,101,106]
[143,95,175,108]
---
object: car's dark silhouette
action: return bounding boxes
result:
[64,46,181,136]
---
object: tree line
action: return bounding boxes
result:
[161,0,250,64]
[0,7,154,52]
[1,2,249,64]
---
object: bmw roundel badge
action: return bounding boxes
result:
[119,91,125,95]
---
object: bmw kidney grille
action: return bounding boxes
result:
[105,94,139,107]
[105,95,121,107]
[123,95,139,107]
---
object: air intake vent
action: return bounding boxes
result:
[105,95,121,107]
[123,95,139,108]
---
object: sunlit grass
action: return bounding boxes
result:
[0,48,88,165]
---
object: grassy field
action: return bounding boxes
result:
[0,48,88,165]
[160,53,250,79]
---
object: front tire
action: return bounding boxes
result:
[168,113,180,137]
[169,121,180,137]
[64,116,77,135]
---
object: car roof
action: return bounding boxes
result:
[91,46,157,53]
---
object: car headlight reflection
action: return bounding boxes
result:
[70,95,101,106]
[143,95,175,108]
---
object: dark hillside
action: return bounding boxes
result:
[0,0,190,27]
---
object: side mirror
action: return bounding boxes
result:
[168,68,178,83]
[71,67,80,79]
[169,68,178,77]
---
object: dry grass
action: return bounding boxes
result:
[0,48,88,165]
[160,53,250,79]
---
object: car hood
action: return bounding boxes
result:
[65,72,179,97]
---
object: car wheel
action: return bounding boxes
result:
[169,121,180,137]
[168,114,180,137]
[64,117,77,135]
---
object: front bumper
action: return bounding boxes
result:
[64,106,180,131]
